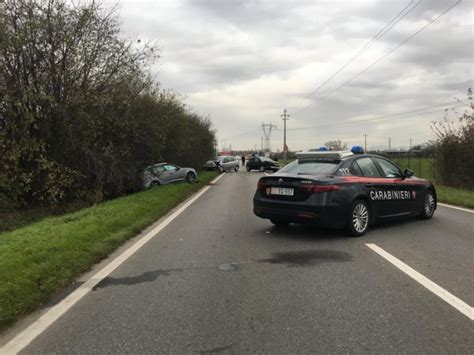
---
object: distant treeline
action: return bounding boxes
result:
[0,0,215,208]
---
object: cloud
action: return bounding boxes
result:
[106,0,473,150]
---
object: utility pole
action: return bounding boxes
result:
[281,109,290,160]
[409,138,412,151]
[388,137,392,151]
[364,133,368,152]
[261,122,277,152]
[260,137,263,151]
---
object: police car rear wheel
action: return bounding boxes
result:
[419,190,435,219]
[348,200,369,237]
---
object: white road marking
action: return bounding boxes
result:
[1,173,226,354]
[437,202,474,214]
[366,243,474,321]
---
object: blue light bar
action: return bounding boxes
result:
[319,146,328,151]
[351,146,364,154]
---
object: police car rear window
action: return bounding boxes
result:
[354,157,382,177]
[279,159,339,174]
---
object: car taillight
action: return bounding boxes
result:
[257,180,266,189]
[300,184,341,193]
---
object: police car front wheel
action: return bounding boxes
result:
[347,200,370,237]
[418,190,435,220]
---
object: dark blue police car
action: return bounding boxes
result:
[253,147,437,236]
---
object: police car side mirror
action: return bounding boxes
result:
[403,168,413,179]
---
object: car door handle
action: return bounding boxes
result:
[365,183,374,188]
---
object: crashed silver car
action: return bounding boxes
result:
[204,156,239,173]
[142,163,197,189]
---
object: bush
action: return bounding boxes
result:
[432,89,474,189]
[0,1,215,208]
[0,193,18,212]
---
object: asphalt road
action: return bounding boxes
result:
[9,171,474,353]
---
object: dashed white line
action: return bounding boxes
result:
[1,173,226,355]
[437,202,474,214]
[366,243,474,321]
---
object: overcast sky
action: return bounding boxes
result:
[106,0,473,151]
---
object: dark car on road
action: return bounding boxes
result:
[253,148,436,236]
[246,156,279,172]
[142,163,197,189]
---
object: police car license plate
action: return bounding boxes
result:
[270,187,294,196]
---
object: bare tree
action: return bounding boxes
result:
[324,140,348,151]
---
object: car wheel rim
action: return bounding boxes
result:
[188,174,195,182]
[424,193,435,216]
[352,203,368,233]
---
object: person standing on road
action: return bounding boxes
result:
[241,155,246,167]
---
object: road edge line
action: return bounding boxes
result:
[366,243,473,321]
[437,202,474,213]
[1,172,226,354]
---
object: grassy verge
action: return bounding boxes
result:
[0,171,218,330]
[436,185,474,209]
[0,203,89,234]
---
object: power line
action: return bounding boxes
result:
[304,0,420,99]
[287,99,469,131]
[219,96,469,143]
[289,103,467,131]
[317,0,462,99]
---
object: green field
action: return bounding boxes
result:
[0,171,218,329]
[390,157,436,181]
